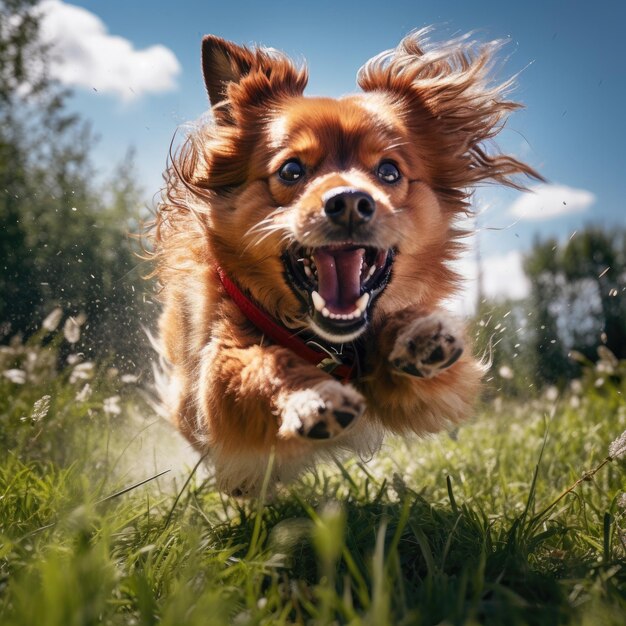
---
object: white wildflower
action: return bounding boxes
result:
[498,365,513,380]
[618,492,626,510]
[608,430,626,460]
[545,386,559,402]
[597,345,619,368]
[596,360,614,375]
[63,317,81,344]
[42,307,63,332]
[120,373,139,384]
[568,350,587,363]
[75,383,92,402]
[570,379,583,395]
[595,377,605,388]
[30,395,51,422]
[3,369,26,384]
[66,353,83,365]
[69,361,94,384]
[103,395,121,416]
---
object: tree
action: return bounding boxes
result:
[523,238,575,385]
[523,226,626,386]
[561,228,626,359]
[0,0,153,369]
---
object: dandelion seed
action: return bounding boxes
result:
[608,430,626,460]
[3,369,26,384]
[63,317,81,343]
[30,395,51,422]
[103,395,121,416]
[498,365,513,380]
[42,308,63,332]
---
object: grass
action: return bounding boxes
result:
[1,323,625,625]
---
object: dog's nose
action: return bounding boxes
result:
[323,187,376,230]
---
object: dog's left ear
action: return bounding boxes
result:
[202,36,308,124]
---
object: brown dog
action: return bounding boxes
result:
[151,30,540,495]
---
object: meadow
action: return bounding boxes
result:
[1,318,625,626]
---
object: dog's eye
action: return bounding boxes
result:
[278,159,305,184]
[377,161,401,184]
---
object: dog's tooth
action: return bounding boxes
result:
[356,293,370,312]
[311,290,325,312]
[322,307,330,318]
[367,265,376,279]
[304,265,313,278]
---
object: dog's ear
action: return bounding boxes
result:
[201,35,308,124]
[202,36,255,113]
[358,30,543,191]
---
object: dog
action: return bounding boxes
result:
[151,29,540,495]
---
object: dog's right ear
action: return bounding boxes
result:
[201,35,308,125]
[202,36,254,120]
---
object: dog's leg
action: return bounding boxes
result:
[362,307,483,434]
[388,311,465,379]
[195,340,365,443]
[185,338,367,495]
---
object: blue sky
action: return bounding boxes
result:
[39,0,626,311]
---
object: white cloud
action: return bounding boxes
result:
[448,250,530,316]
[509,183,595,221]
[39,0,181,101]
[482,250,530,301]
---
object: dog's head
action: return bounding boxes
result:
[159,31,541,343]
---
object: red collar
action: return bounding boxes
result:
[216,266,357,381]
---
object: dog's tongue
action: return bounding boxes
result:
[313,247,364,313]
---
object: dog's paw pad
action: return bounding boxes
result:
[389,313,464,379]
[278,381,365,440]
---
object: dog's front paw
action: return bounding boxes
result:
[278,381,365,440]
[389,313,464,379]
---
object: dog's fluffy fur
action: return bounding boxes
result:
[151,30,540,495]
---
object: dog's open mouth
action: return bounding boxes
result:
[283,244,394,341]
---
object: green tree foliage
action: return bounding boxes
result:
[522,227,626,386]
[523,238,576,385]
[561,228,626,359]
[0,0,153,369]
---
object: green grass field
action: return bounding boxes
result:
[1,327,625,625]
